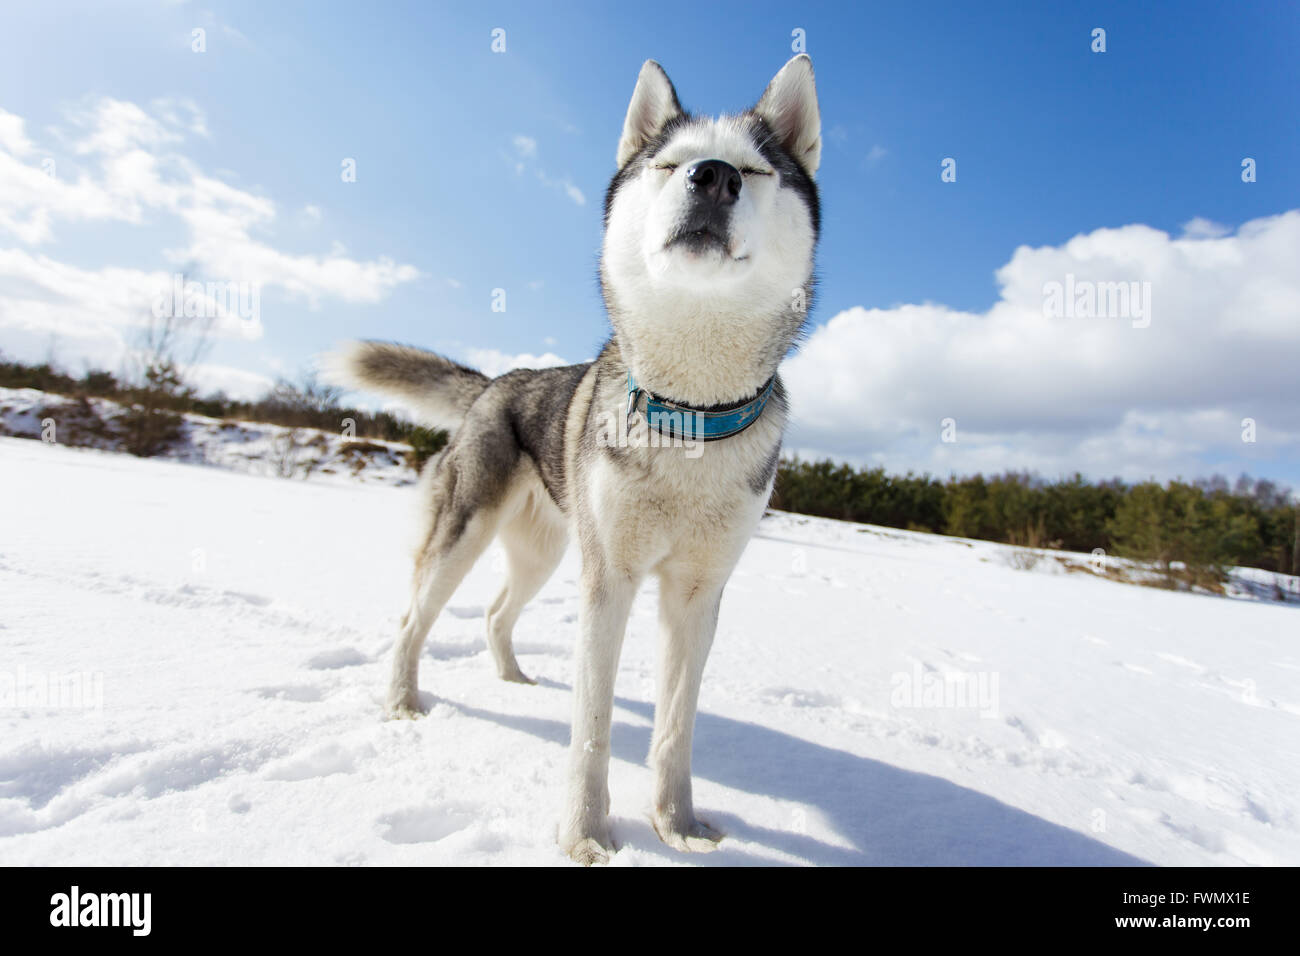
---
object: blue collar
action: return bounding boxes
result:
[627,373,776,443]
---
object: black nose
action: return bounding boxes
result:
[685,160,742,205]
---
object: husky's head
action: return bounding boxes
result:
[601,55,821,405]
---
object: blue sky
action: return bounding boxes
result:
[1,0,1297,485]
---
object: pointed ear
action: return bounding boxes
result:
[616,60,683,168]
[755,54,821,176]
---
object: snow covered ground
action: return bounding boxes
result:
[2,436,1298,866]
[0,387,416,487]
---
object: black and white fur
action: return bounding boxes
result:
[331,55,820,864]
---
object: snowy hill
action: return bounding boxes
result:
[1,436,1297,866]
[0,387,416,486]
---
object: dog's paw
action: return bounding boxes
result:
[497,663,537,685]
[559,820,616,866]
[566,836,614,866]
[385,704,424,720]
[384,688,425,720]
[652,815,723,853]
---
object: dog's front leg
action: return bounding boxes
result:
[560,566,636,865]
[649,569,726,852]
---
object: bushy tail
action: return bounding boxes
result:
[324,341,490,430]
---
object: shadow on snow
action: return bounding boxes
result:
[448,683,1150,867]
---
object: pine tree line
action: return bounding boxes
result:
[771,459,1299,580]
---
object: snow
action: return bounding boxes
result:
[1,435,1298,866]
[0,387,417,487]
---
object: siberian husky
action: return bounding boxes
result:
[332,55,821,864]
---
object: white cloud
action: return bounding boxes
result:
[0,109,33,156]
[535,169,585,206]
[185,7,253,51]
[463,348,568,378]
[1,98,423,306]
[0,96,421,372]
[782,210,1300,482]
[220,23,251,46]
[189,362,274,400]
[512,135,537,159]
[1180,216,1230,240]
[151,97,210,138]
[0,248,256,339]
[865,144,887,164]
[506,135,586,207]
[563,182,586,206]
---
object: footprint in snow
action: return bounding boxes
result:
[1114,661,1153,675]
[252,684,324,702]
[1155,653,1205,672]
[761,686,841,709]
[263,742,373,782]
[171,583,271,607]
[424,641,483,662]
[377,804,475,845]
[306,648,368,670]
[1005,715,1038,744]
[1005,716,1068,750]
[222,589,271,607]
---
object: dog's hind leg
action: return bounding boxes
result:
[387,506,501,718]
[484,491,568,684]
[387,418,525,717]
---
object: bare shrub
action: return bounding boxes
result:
[1006,520,1047,571]
[118,308,213,457]
[272,427,302,478]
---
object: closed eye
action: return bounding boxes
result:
[740,166,774,177]
[653,162,678,172]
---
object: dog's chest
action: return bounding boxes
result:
[583,421,778,570]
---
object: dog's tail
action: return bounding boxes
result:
[324,341,491,430]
